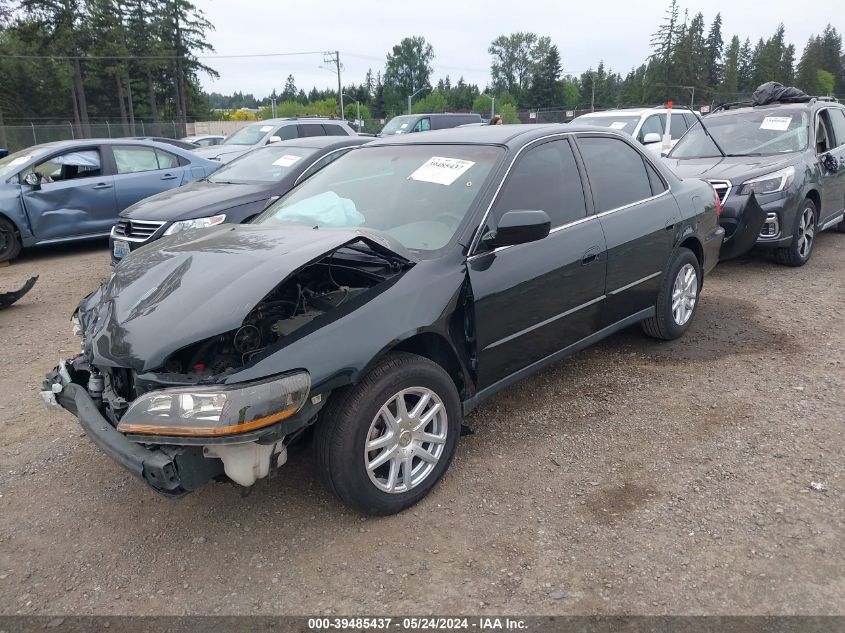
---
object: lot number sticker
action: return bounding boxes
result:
[760,116,792,131]
[409,157,476,186]
[610,121,628,130]
[272,155,302,167]
[260,125,274,132]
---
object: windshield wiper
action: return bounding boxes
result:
[725,153,763,157]
[694,117,726,158]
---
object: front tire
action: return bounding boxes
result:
[0,216,22,262]
[775,199,817,266]
[642,247,701,340]
[314,352,461,515]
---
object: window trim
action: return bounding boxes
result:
[469,130,671,257]
[26,146,104,182]
[111,144,169,175]
[821,107,845,149]
[572,133,667,215]
[487,136,588,232]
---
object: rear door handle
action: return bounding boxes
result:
[92,183,112,190]
[160,174,178,181]
[582,245,601,265]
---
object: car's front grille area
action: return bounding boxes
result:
[112,219,166,243]
[708,180,731,204]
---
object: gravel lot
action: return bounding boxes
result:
[0,235,842,616]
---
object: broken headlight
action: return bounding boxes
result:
[163,214,226,236]
[116,371,310,437]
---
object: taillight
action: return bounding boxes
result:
[711,186,722,215]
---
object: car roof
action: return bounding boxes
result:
[366,123,632,149]
[708,101,845,118]
[244,118,350,126]
[265,136,371,149]
[576,108,667,118]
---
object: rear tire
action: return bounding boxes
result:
[314,352,461,516]
[642,247,701,341]
[0,216,22,262]
[775,199,817,266]
[835,214,845,233]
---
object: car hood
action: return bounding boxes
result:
[120,180,278,222]
[78,225,413,372]
[191,144,254,161]
[663,153,799,184]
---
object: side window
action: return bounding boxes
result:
[155,149,179,169]
[274,125,299,141]
[299,124,325,137]
[491,139,587,229]
[643,158,668,195]
[113,146,161,174]
[577,136,653,211]
[816,111,833,154]
[413,118,431,133]
[27,149,101,183]
[322,124,347,136]
[298,148,353,183]
[670,114,688,139]
[683,113,699,128]
[638,115,664,141]
[827,109,845,148]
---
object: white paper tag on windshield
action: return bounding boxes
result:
[409,157,475,186]
[610,121,628,130]
[760,116,791,131]
[260,125,274,132]
[400,123,409,129]
[272,155,302,167]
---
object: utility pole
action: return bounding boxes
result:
[324,51,343,118]
[342,93,361,131]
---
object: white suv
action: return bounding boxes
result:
[572,107,701,155]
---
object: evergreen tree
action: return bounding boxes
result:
[721,36,741,101]
[705,13,724,88]
[281,74,297,101]
[526,44,562,108]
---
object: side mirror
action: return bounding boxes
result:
[23,172,42,188]
[642,132,662,145]
[484,210,550,249]
[821,152,839,173]
[267,136,282,144]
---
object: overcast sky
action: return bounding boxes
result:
[196,0,834,97]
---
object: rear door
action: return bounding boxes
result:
[574,134,677,326]
[820,108,845,221]
[20,146,117,240]
[468,137,607,389]
[108,145,187,211]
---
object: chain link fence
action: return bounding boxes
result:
[0,121,189,153]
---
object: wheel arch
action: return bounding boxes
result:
[677,235,704,288]
[389,331,470,399]
[804,189,821,219]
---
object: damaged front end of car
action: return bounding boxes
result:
[43,225,415,496]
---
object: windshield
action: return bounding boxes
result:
[380,116,417,135]
[222,124,275,146]
[208,145,319,184]
[0,149,36,180]
[573,115,641,135]
[254,144,503,254]
[670,108,809,158]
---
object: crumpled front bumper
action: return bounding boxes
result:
[42,364,222,496]
[718,192,768,260]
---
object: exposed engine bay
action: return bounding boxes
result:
[159,241,406,377]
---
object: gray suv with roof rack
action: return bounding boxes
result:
[193,117,356,164]
[665,93,845,266]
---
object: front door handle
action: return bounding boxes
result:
[92,183,112,190]
[582,245,601,265]
[665,216,678,231]
[160,174,178,181]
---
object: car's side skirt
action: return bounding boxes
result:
[462,307,655,416]
[818,211,844,232]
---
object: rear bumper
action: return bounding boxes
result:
[42,372,222,496]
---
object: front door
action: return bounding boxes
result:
[818,108,845,221]
[468,137,607,390]
[574,134,678,326]
[20,146,117,240]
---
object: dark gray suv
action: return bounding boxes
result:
[665,98,845,265]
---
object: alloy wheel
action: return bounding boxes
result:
[797,206,815,259]
[364,387,448,494]
[671,263,698,326]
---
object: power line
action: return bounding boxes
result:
[0,50,329,61]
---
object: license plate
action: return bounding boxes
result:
[113,240,130,259]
